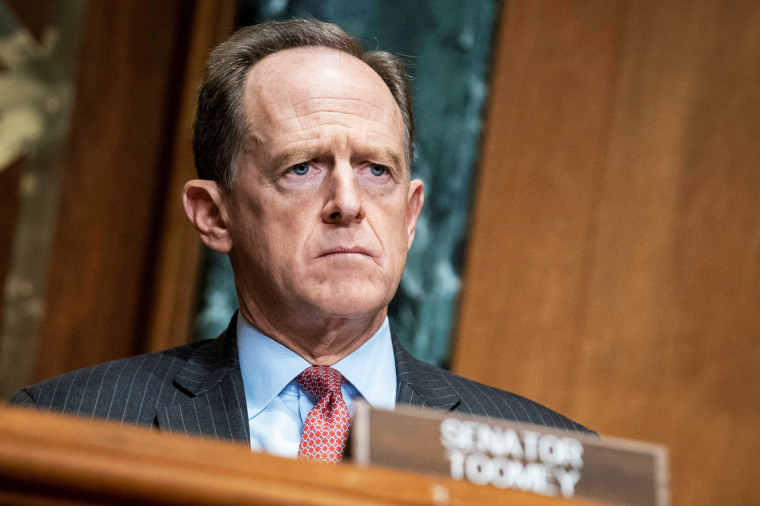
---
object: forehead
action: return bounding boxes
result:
[242,47,404,152]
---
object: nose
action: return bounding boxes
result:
[321,162,364,225]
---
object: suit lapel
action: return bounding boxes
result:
[156,315,249,443]
[157,324,458,440]
[392,334,461,412]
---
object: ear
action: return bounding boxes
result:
[405,179,424,250]
[182,180,233,254]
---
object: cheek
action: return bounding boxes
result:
[369,208,412,275]
[251,201,322,272]
[234,187,313,235]
[384,201,413,246]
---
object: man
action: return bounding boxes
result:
[10,19,590,462]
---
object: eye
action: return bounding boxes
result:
[369,164,388,177]
[290,162,309,176]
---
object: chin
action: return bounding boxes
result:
[306,284,393,319]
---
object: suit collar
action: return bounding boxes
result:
[156,319,459,442]
[172,314,241,397]
[392,334,461,412]
[156,314,249,443]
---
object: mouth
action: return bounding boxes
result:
[318,246,374,258]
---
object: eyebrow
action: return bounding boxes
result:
[267,146,314,174]
[371,147,405,174]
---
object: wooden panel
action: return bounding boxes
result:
[145,0,237,353]
[32,0,194,381]
[454,1,760,505]
[454,0,627,413]
[0,407,597,505]
[0,160,23,333]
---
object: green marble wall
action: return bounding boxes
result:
[194,0,500,366]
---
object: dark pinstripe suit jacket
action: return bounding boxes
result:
[9,315,591,440]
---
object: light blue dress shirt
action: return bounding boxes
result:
[236,315,397,458]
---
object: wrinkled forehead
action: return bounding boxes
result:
[242,47,404,142]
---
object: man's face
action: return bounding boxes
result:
[225,47,423,327]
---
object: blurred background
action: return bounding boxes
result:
[0,1,757,504]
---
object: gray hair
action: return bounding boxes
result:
[193,19,414,189]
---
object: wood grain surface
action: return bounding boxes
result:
[0,161,23,334]
[144,0,237,353]
[454,1,760,504]
[0,406,600,505]
[31,0,193,380]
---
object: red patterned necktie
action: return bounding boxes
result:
[296,366,351,463]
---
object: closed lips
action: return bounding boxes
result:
[319,247,373,257]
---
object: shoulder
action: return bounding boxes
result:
[7,341,208,424]
[444,366,592,434]
[395,343,593,434]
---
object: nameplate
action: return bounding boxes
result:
[349,403,668,505]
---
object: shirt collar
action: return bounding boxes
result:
[332,318,396,410]
[237,315,396,419]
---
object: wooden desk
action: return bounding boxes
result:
[0,407,602,505]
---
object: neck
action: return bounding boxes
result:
[238,303,387,366]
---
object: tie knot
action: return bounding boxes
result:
[296,366,345,400]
